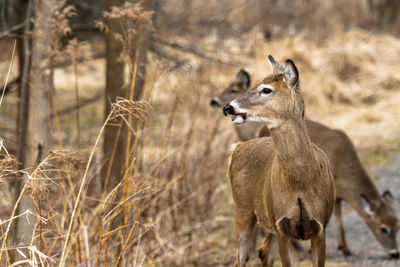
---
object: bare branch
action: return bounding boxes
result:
[152,36,240,66]
[0,22,26,39]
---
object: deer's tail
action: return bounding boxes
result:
[276,197,323,240]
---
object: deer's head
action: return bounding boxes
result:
[210,69,250,108]
[361,191,399,259]
[223,55,304,130]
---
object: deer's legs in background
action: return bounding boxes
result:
[334,198,352,256]
[258,233,278,267]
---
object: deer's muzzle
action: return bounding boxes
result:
[223,104,235,116]
[210,99,221,107]
[389,250,399,259]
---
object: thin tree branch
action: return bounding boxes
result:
[51,92,103,118]
[150,44,187,70]
[152,36,240,66]
[0,22,26,39]
[1,51,105,96]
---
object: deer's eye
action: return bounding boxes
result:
[261,88,273,95]
[230,89,238,93]
[380,226,389,234]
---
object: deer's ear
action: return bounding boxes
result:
[236,69,251,90]
[382,190,394,203]
[361,194,374,216]
[268,55,284,74]
[283,59,299,93]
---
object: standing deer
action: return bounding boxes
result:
[223,56,336,267]
[211,67,399,259]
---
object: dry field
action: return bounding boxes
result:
[1,25,400,266]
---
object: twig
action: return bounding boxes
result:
[73,51,81,146]
[0,39,16,108]
[114,222,138,267]
[0,22,26,39]
[152,36,241,66]
[0,52,105,97]
[59,107,116,267]
[54,51,105,69]
[150,44,187,70]
[83,226,91,267]
[0,156,50,263]
[50,92,102,118]
[0,77,19,96]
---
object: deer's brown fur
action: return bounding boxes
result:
[224,57,335,267]
[262,120,399,258]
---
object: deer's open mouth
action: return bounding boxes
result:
[232,113,247,123]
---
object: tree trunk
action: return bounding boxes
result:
[102,0,153,193]
[15,0,55,247]
[102,0,127,193]
[131,0,152,102]
[13,0,32,246]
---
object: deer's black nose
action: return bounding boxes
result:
[223,104,235,116]
[390,251,399,259]
[210,99,220,107]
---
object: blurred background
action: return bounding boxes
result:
[0,0,400,266]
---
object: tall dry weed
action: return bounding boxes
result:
[1,1,400,266]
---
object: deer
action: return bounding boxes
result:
[210,70,260,141]
[223,55,336,267]
[211,66,400,259]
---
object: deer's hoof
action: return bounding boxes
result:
[338,245,352,256]
[292,240,304,251]
[258,249,265,260]
[389,251,399,259]
[343,251,353,257]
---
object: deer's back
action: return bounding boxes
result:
[306,120,371,199]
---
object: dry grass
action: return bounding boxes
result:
[0,1,400,266]
[1,28,400,266]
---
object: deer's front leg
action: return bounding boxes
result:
[258,233,278,267]
[334,198,352,256]
[311,229,326,267]
[234,211,257,267]
[277,234,293,267]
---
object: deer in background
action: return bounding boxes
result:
[211,66,399,259]
[210,70,261,141]
[223,56,335,266]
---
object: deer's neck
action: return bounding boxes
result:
[270,118,317,181]
[356,173,383,208]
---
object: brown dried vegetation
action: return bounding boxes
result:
[0,0,399,266]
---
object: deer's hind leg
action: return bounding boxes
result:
[311,229,326,267]
[234,209,257,267]
[258,233,278,267]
